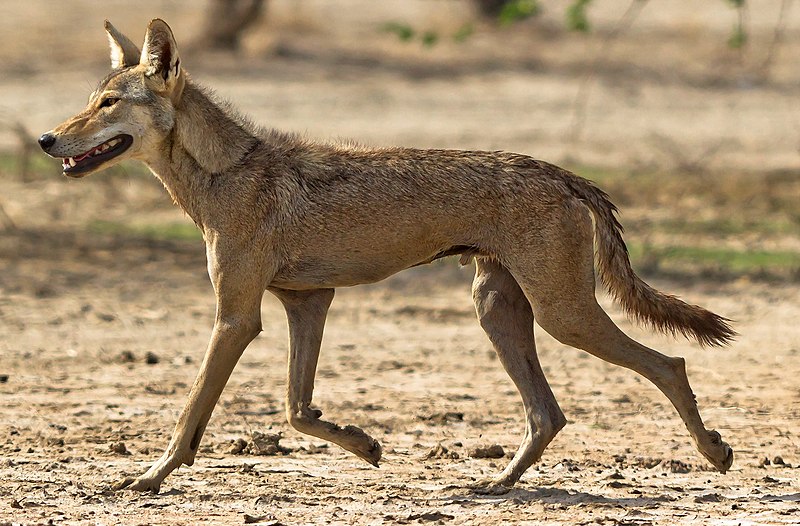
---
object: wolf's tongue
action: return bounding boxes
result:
[74,148,95,162]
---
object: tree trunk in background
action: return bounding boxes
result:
[474,0,510,17]
[201,0,267,51]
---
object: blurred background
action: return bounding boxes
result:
[0,0,799,280]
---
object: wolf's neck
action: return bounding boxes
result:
[173,81,259,173]
[146,79,260,228]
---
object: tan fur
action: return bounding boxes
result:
[39,20,735,494]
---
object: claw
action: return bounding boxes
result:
[718,445,734,474]
[113,477,135,491]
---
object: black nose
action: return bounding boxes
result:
[38,133,56,151]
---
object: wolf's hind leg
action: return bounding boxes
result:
[508,201,733,473]
[272,288,382,466]
[470,258,566,493]
[536,298,734,473]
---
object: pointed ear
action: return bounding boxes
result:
[105,20,140,69]
[141,19,182,90]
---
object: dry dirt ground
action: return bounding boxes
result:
[2,1,800,525]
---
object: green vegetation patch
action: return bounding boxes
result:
[629,243,800,274]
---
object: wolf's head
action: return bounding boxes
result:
[38,19,185,178]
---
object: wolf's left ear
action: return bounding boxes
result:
[141,19,182,93]
[105,20,140,69]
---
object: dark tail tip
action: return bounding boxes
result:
[691,310,737,348]
[619,285,737,348]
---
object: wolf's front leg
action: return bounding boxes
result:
[272,288,382,466]
[117,268,266,493]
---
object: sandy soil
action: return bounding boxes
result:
[1,1,800,525]
[2,226,800,525]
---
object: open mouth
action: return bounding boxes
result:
[62,134,133,175]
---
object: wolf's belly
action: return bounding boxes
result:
[268,243,473,290]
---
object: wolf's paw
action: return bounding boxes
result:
[468,477,514,495]
[359,439,383,467]
[114,475,162,493]
[701,430,734,474]
[345,428,382,467]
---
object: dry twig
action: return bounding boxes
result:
[566,0,650,141]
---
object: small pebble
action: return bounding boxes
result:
[229,438,248,455]
[469,444,505,459]
[109,442,129,455]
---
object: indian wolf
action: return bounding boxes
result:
[38,19,735,493]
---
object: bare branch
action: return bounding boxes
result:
[757,0,794,79]
[566,0,650,142]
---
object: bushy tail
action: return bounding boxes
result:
[563,173,736,347]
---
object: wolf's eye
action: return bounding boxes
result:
[99,97,119,109]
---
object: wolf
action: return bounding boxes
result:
[38,19,735,494]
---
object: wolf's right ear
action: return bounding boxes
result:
[105,20,140,69]
[140,19,183,97]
